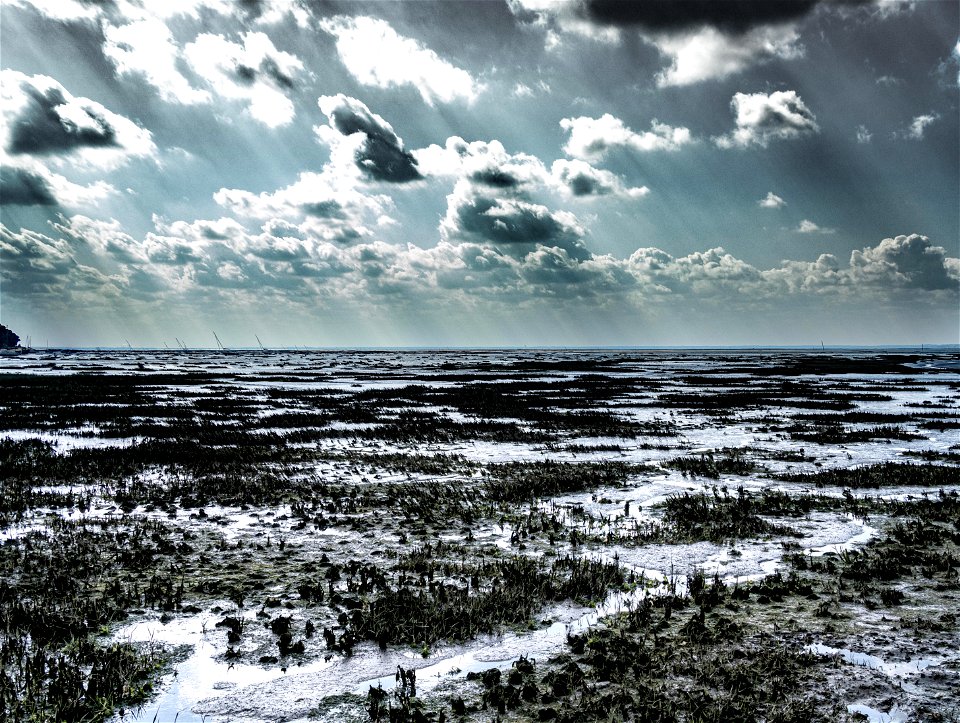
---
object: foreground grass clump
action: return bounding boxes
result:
[346,553,628,650]
[605,487,800,545]
[659,489,799,542]
[0,636,165,723]
[435,570,849,723]
[0,517,185,721]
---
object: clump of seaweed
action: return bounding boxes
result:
[777,462,957,488]
[666,449,757,478]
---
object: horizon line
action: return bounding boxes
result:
[9,344,960,352]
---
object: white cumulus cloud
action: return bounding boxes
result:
[898,113,939,140]
[560,114,693,160]
[653,25,804,87]
[319,16,480,105]
[1,70,156,169]
[796,219,835,234]
[184,31,304,127]
[758,192,786,209]
[104,17,211,105]
[716,91,819,148]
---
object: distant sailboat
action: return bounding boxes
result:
[212,331,226,350]
[256,334,266,350]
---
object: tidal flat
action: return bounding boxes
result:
[1,348,958,722]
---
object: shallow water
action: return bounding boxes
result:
[3,348,957,722]
[120,508,878,722]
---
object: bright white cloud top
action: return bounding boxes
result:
[319,16,481,105]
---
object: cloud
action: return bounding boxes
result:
[0,167,57,207]
[3,213,957,323]
[8,0,239,23]
[6,86,117,157]
[183,31,304,127]
[213,171,391,244]
[506,0,620,44]
[213,95,427,243]
[577,0,824,33]
[715,91,819,148]
[41,4,304,116]
[875,74,901,86]
[0,221,124,302]
[415,137,548,187]
[418,135,647,198]
[628,245,763,296]
[560,114,693,160]
[796,219,836,234]
[1,71,156,169]
[848,234,959,290]
[0,71,145,208]
[954,38,960,84]
[428,147,588,257]
[511,2,904,87]
[0,165,116,208]
[103,16,211,105]
[508,0,819,85]
[417,137,644,263]
[316,94,422,183]
[550,159,649,198]
[6,0,109,21]
[856,125,873,143]
[897,113,939,140]
[652,24,804,86]
[758,192,786,209]
[441,181,589,260]
[319,16,480,105]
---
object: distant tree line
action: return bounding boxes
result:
[0,324,20,349]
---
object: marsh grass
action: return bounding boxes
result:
[777,462,958,488]
[0,517,189,722]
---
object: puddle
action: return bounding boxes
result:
[805,643,945,678]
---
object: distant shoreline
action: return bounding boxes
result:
[9,345,960,353]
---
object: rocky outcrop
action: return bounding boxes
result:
[0,324,20,349]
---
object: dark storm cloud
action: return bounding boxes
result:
[579,0,865,33]
[567,174,603,196]
[234,64,258,85]
[0,167,57,206]
[261,58,296,89]
[7,82,118,156]
[233,57,296,89]
[237,0,267,20]
[454,197,554,244]
[199,226,232,241]
[470,167,522,188]
[319,94,423,183]
[447,193,589,260]
[300,200,344,218]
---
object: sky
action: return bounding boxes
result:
[0,0,957,348]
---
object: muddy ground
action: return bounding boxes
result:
[0,348,958,722]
